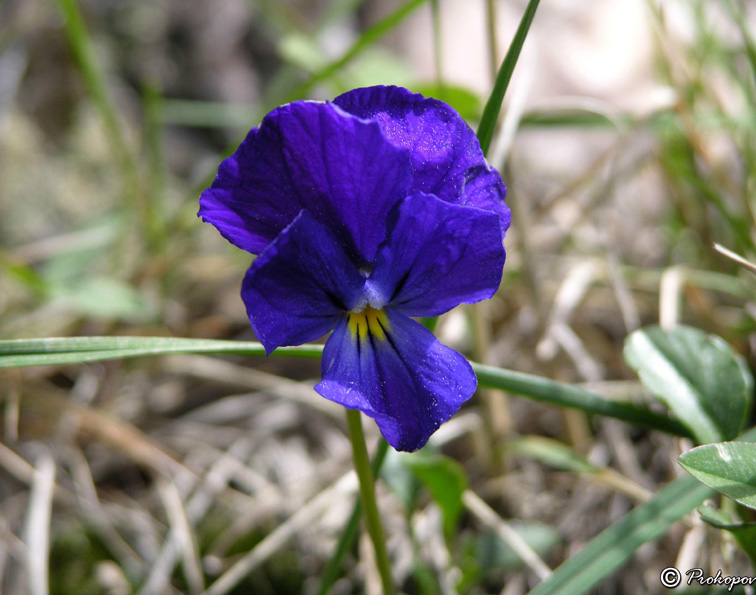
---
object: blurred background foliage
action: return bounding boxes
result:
[2,0,756,593]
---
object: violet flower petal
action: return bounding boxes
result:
[367,193,505,317]
[199,101,413,264]
[316,308,476,452]
[242,210,365,354]
[333,85,510,239]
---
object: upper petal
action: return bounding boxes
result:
[367,193,505,317]
[242,209,365,354]
[316,308,476,452]
[199,101,414,263]
[333,85,510,239]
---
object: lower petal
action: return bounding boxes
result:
[316,308,476,451]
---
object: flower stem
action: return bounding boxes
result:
[345,409,395,595]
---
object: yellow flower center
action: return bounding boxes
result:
[348,307,389,341]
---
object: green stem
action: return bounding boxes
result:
[316,439,390,595]
[345,409,395,595]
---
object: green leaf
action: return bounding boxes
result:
[476,0,541,155]
[624,325,753,444]
[679,442,756,509]
[380,449,422,511]
[400,453,468,540]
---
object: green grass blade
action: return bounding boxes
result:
[529,426,756,595]
[285,0,429,101]
[55,0,139,201]
[474,363,690,438]
[527,476,710,594]
[0,337,322,368]
[476,0,541,155]
[0,337,688,438]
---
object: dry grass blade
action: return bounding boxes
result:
[23,450,56,595]
[659,266,685,329]
[202,471,358,595]
[66,446,146,577]
[713,243,756,275]
[137,438,256,595]
[463,490,552,581]
[156,477,204,595]
[163,355,341,419]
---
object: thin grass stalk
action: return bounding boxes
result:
[55,0,147,242]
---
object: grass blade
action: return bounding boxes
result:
[285,0,429,101]
[528,476,709,594]
[55,0,141,213]
[474,363,690,438]
[0,337,322,368]
[529,426,756,594]
[476,0,541,155]
[1,337,688,438]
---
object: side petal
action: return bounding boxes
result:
[199,101,413,263]
[333,85,510,239]
[316,309,476,452]
[367,194,505,317]
[242,210,365,353]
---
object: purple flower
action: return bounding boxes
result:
[199,86,510,451]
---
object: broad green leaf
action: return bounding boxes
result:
[400,453,468,540]
[697,503,756,568]
[476,0,541,155]
[624,325,753,444]
[342,49,412,89]
[679,442,756,509]
[380,449,421,512]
